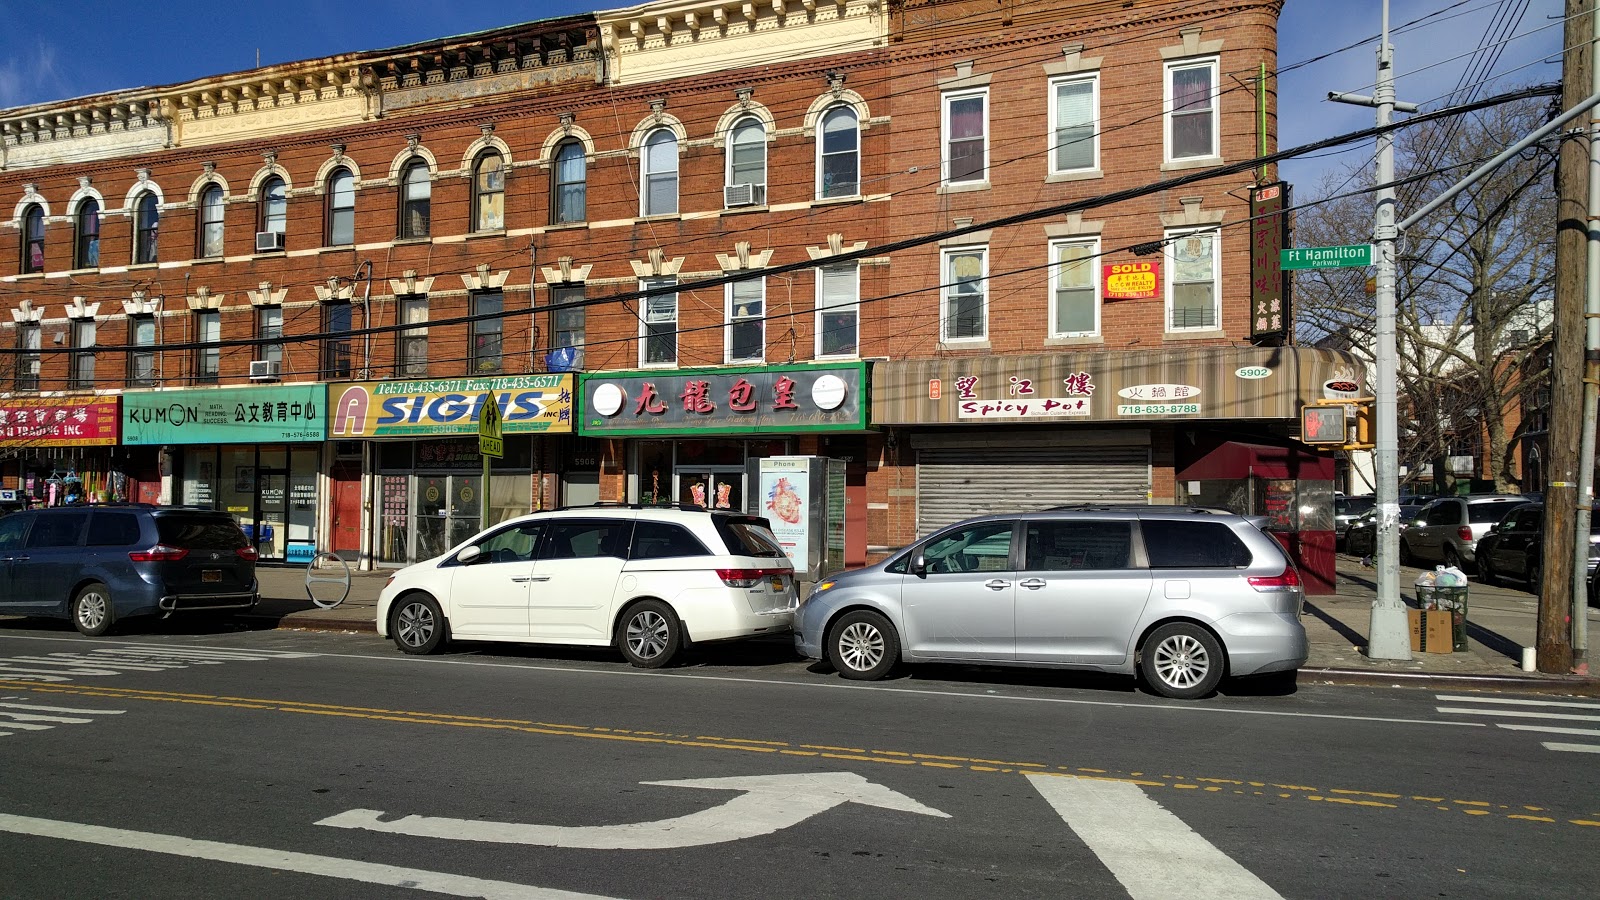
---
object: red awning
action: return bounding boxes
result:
[1176,439,1334,482]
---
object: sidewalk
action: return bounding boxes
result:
[244,558,1600,694]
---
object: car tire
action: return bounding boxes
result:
[71,583,114,637]
[1139,622,1225,700]
[1399,537,1417,567]
[1477,556,1497,587]
[1528,557,1542,595]
[617,599,681,669]
[827,610,900,681]
[1442,545,1464,571]
[390,593,447,655]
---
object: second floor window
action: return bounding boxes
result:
[198,185,225,258]
[16,323,40,392]
[133,192,159,264]
[1167,59,1218,161]
[21,204,44,274]
[642,129,678,217]
[74,199,100,269]
[1050,240,1099,336]
[470,291,503,374]
[553,141,586,224]
[941,247,987,342]
[641,277,678,366]
[727,117,767,205]
[322,302,352,379]
[128,316,157,386]
[817,263,859,357]
[818,106,860,199]
[1168,230,1219,330]
[260,176,287,236]
[397,295,428,377]
[943,90,987,184]
[473,152,504,232]
[1051,75,1098,173]
[69,318,96,390]
[195,310,220,383]
[550,284,585,371]
[326,169,355,246]
[257,306,283,369]
[727,275,764,363]
[399,160,430,239]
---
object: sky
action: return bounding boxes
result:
[0,0,1568,194]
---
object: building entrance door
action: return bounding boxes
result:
[676,466,744,511]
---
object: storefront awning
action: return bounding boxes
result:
[1176,436,1335,481]
[870,346,1364,426]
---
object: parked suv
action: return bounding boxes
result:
[794,506,1306,699]
[1399,495,1530,570]
[377,505,798,666]
[1334,496,1376,550]
[0,505,259,636]
[1475,503,1600,592]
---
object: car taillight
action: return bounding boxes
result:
[1247,566,1302,591]
[236,546,259,562]
[716,567,790,588]
[129,544,189,562]
[1457,526,1474,542]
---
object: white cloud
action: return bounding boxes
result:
[0,40,68,110]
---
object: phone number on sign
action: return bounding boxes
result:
[1117,403,1201,416]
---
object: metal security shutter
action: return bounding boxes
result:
[916,445,1149,536]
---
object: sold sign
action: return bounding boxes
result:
[1103,261,1160,300]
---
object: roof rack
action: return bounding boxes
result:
[1043,504,1230,515]
[548,501,728,513]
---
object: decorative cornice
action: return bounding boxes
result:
[806,232,868,261]
[716,241,775,271]
[64,297,99,320]
[185,286,225,311]
[629,249,685,278]
[389,270,436,296]
[10,300,45,323]
[313,278,355,304]
[541,256,594,284]
[124,290,162,316]
[460,264,510,292]
[248,281,288,307]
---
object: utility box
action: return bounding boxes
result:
[746,456,846,584]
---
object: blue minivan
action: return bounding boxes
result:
[0,505,258,635]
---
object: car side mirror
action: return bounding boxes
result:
[455,545,483,565]
[910,553,928,578]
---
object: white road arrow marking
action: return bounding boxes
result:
[318,772,949,850]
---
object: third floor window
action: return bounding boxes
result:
[74,199,100,269]
[1050,75,1099,174]
[1166,59,1219,162]
[726,117,767,206]
[326,169,355,246]
[259,176,287,236]
[553,141,586,224]
[473,152,505,232]
[198,185,225,258]
[133,192,159,264]
[642,129,678,217]
[943,90,987,184]
[818,106,860,199]
[399,160,430,239]
[20,204,44,274]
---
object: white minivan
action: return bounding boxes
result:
[377,506,797,667]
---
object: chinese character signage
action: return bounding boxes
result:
[122,385,326,445]
[954,370,1096,419]
[1250,182,1290,343]
[0,396,119,447]
[1103,260,1160,300]
[579,363,867,436]
[328,375,573,438]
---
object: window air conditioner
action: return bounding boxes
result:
[249,359,282,380]
[255,231,286,252]
[724,183,764,207]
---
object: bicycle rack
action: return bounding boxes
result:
[305,551,352,610]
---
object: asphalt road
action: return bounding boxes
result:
[0,619,1596,899]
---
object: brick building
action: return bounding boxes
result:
[0,0,1360,586]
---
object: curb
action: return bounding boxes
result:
[1300,667,1600,697]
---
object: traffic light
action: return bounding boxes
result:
[1352,401,1375,449]
[1302,405,1347,445]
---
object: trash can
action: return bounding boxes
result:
[1418,584,1469,652]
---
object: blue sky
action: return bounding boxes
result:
[0,1,1565,192]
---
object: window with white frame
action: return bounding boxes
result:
[198,184,225,258]
[16,323,40,392]
[326,168,355,246]
[816,263,859,357]
[726,274,765,362]
[133,192,159,264]
[642,129,679,217]
[550,284,585,370]
[194,310,220,383]
[1050,75,1098,173]
[128,316,157,386]
[818,106,859,199]
[470,291,503,374]
[69,318,96,390]
[943,90,988,184]
[1166,59,1218,161]
[75,199,101,269]
[259,176,287,237]
[20,204,44,273]
[941,247,987,341]
[641,277,678,366]
[397,295,428,377]
[726,117,767,206]
[472,152,504,232]
[256,306,283,370]
[399,160,431,239]
[322,302,352,379]
[1049,239,1099,336]
[1166,229,1219,330]
[552,141,586,224]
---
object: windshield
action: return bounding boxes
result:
[1335,497,1375,516]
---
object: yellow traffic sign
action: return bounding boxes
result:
[478,392,503,458]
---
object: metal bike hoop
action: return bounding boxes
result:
[305,551,352,609]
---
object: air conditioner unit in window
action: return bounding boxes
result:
[724,183,764,207]
[255,231,286,252]
[249,359,281,381]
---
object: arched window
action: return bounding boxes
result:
[74,199,100,269]
[726,117,767,206]
[133,192,160,264]
[259,176,287,237]
[818,106,860,199]
[20,204,44,274]
[472,151,505,232]
[326,168,355,246]
[552,140,586,224]
[641,129,678,217]
[198,184,225,258]
[399,160,430,239]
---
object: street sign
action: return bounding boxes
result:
[1280,244,1373,270]
[477,392,503,459]
[1301,405,1347,445]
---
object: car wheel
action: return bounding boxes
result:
[1442,544,1465,571]
[1528,557,1542,595]
[617,599,681,669]
[1140,623,1225,700]
[391,593,446,655]
[827,610,900,680]
[1399,537,1417,567]
[71,583,114,637]
[1477,556,1497,587]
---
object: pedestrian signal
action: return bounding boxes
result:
[1301,406,1347,445]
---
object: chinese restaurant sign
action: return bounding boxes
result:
[1250,182,1290,343]
[122,385,326,445]
[328,375,573,438]
[0,396,119,446]
[579,363,867,436]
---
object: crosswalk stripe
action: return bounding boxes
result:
[1435,694,1600,710]
[1500,724,1600,737]
[0,701,124,715]
[1542,742,1600,754]
[1436,707,1600,723]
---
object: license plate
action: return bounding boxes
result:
[769,575,787,591]
[202,570,221,583]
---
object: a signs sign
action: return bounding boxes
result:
[1280,244,1373,270]
[122,385,324,445]
[579,363,867,436]
[0,396,119,446]
[329,375,573,438]
[952,371,1096,420]
[1250,182,1290,342]
[478,392,504,459]
[1103,261,1160,300]
[758,458,811,570]
[1301,405,1348,444]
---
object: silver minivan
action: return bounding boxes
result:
[794,507,1306,699]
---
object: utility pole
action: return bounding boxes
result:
[1541,0,1592,674]
[1331,0,1416,660]
[1576,0,1599,676]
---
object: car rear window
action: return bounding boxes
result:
[1336,497,1375,515]
[1141,520,1252,568]
[713,515,787,558]
[630,521,710,560]
[156,514,248,550]
[1469,501,1523,524]
[87,511,142,547]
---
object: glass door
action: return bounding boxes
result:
[676,467,744,511]
[257,470,288,561]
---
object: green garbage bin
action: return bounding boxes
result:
[1418,584,1469,652]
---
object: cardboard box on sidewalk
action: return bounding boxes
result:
[1409,609,1455,654]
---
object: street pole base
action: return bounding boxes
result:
[1366,603,1414,661]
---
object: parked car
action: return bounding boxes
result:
[1476,503,1600,592]
[794,506,1306,700]
[377,506,797,666]
[1342,501,1426,558]
[0,504,259,636]
[1400,495,1532,569]
[1334,496,1376,550]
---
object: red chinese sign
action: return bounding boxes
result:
[0,396,120,446]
